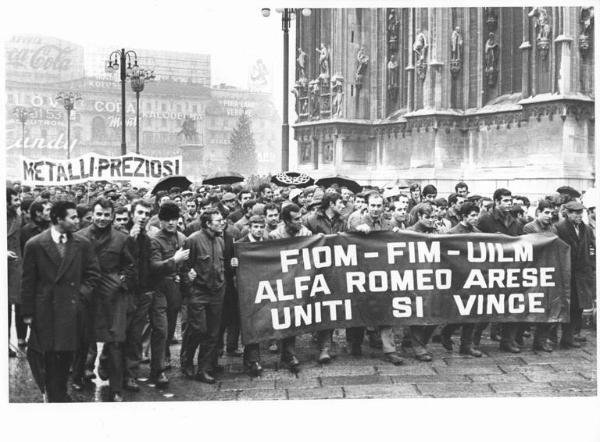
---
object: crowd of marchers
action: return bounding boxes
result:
[6,178,596,402]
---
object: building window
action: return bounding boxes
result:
[323,142,334,163]
[299,142,312,164]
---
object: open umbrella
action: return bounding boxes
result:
[151,175,192,195]
[271,171,315,188]
[315,174,362,194]
[202,171,244,186]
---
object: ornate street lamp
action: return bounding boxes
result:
[13,106,34,157]
[56,91,82,159]
[105,48,138,155]
[262,7,311,170]
[129,67,155,154]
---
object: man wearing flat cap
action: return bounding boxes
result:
[555,200,596,349]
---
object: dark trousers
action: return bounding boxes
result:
[346,327,365,347]
[124,290,167,379]
[409,325,436,355]
[441,323,475,349]
[500,323,520,346]
[44,351,74,402]
[243,343,260,364]
[72,342,97,381]
[316,329,333,352]
[280,336,297,361]
[162,279,182,360]
[181,287,225,372]
[218,283,240,352]
[561,291,583,344]
[99,342,124,393]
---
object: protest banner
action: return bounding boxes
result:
[20,153,182,186]
[235,231,571,344]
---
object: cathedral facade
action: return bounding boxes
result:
[292,7,595,198]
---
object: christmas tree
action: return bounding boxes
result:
[227,109,258,174]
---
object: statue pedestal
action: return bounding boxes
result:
[178,144,204,182]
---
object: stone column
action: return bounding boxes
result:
[520,7,533,98]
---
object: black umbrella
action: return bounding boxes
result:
[315,175,362,194]
[202,171,244,186]
[271,171,315,188]
[26,326,46,394]
[151,175,193,195]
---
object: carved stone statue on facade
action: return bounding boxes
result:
[316,43,330,79]
[355,46,369,88]
[528,7,551,59]
[387,54,399,101]
[485,8,498,31]
[331,74,344,118]
[450,26,464,77]
[387,9,400,51]
[413,29,428,81]
[484,32,499,87]
[296,47,308,79]
[579,7,594,56]
[309,79,321,119]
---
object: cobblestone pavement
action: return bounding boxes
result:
[9,327,596,402]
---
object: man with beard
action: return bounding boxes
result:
[440,202,483,357]
[555,201,596,349]
[113,207,131,233]
[305,193,347,363]
[180,208,226,383]
[267,203,312,372]
[184,199,199,225]
[455,181,469,198]
[347,192,404,366]
[150,202,190,370]
[77,198,135,402]
[21,200,101,402]
[257,183,274,204]
[123,199,170,390]
[477,188,523,353]
[405,203,438,361]
[263,203,281,239]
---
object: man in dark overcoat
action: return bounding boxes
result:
[21,200,100,402]
[7,188,23,357]
[555,201,596,348]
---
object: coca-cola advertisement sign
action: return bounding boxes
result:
[5,35,85,83]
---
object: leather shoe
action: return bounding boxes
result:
[560,340,581,349]
[151,372,169,388]
[195,370,216,384]
[318,349,331,364]
[181,365,195,379]
[124,378,140,392]
[209,365,225,375]
[246,361,263,378]
[459,346,482,357]
[110,392,124,402]
[533,343,553,353]
[226,348,244,357]
[384,352,405,366]
[441,334,454,351]
[415,352,432,362]
[574,334,587,343]
[83,369,96,380]
[282,355,301,373]
[499,342,521,353]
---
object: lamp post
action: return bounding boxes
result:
[262,7,311,171]
[129,67,155,154]
[56,91,82,159]
[105,48,138,155]
[13,106,33,157]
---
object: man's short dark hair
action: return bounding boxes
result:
[493,188,512,203]
[92,197,114,213]
[409,183,421,192]
[365,191,383,204]
[455,181,468,192]
[131,198,153,214]
[422,184,437,196]
[415,203,434,217]
[263,202,280,215]
[242,199,257,213]
[200,208,221,228]
[158,201,180,221]
[459,201,480,218]
[514,195,530,208]
[29,198,50,220]
[115,206,129,216]
[320,192,342,211]
[447,192,458,207]
[258,183,271,195]
[281,203,301,223]
[511,205,524,217]
[76,203,91,219]
[6,187,17,202]
[537,199,554,212]
[50,200,77,224]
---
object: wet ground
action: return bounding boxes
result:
[9,326,596,402]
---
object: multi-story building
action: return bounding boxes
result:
[292,7,595,198]
[5,35,281,183]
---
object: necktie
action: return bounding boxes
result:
[57,234,66,259]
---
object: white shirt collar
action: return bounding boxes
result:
[50,226,66,244]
